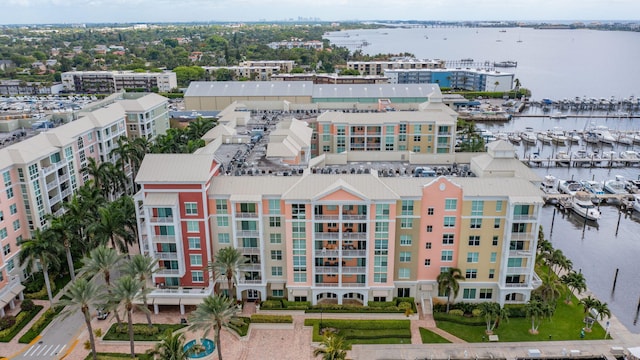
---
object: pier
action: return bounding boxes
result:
[524,156,640,169]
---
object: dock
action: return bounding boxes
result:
[524,156,640,168]
[544,193,635,208]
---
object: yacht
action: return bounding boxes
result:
[603,175,628,195]
[520,130,537,144]
[580,180,605,203]
[508,133,522,144]
[571,191,601,221]
[549,127,568,145]
[583,131,599,144]
[550,112,567,119]
[592,126,616,145]
[558,179,582,196]
[616,133,634,146]
[537,131,552,144]
[565,131,581,143]
[555,151,571,166]
[619,150,640,160]
[540,175,559,203]
[632,194,640,212]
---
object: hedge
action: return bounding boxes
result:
[19,306,64,343]
[250,314,293,324]
[82,353,153,360]
[103,323,185,341]
[366,301,396,308]
[228,316,250,337]
[340,328,411,340]
[433,311,484,326]
[0,306,44,342]
[305,319,411,343]
[304,318,409,330]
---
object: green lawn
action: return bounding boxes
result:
[436,295,606,342]
[103,323,186,341]
[419,328,451,343]
[305,319,411,345]
[83,352,153,360]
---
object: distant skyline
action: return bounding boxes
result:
[2,0,640,25]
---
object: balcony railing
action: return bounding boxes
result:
[342,266,367,274]
[512,214,538,221]
[155,252,178,260]
[342,214,367,221]
[505,266,531,275]
[340,282,367,287]
[156,268,181,276]
[508,250,532,257]
[152,235,177,243]
[244,264,261,271]
[235,212,258,219]
[315,266,340,274]
[342,249,366,257]
[149,216,174,223]
[240,247,261,255]
[504,283,529,288]
[510,233,535,241]
[343,232,367,240]
[237,230,260,238]
[314,215,340,221]
[315,283,340,287]
[316,249,339,257]
[238,279,263,284]
[315,232,339,240]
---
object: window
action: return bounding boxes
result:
[401,200,414,215]
[218,233,230,244]
[322,145,330,152]
[269,216,281,227]
[468,236,480,246]
[293,273,306,282]
[479,289,493,299]
[489,269,495,279]
[496,201,503,212]
[191,271,204,282]
[399,252,411,262]
[412,145,421,152]
[490,252,497,263]
[7,259,14,271]
[270,233,282,244]
[444,199,457,211]
[215,199,228,214]
[272,289,284,297]
[186,221,199,233]
[443,216,455,228]
[188,237,201,249]
[470,218,482,229]
[427,208,434,215]
[424,259,431,267]
[268,199,281,214]
[12,219,20,231]
[185,202,198,215]
[441,250,453,262]
[271,266,283,276]
[492,236,499,246]
[216,216,229,227]
[463,288,476,299]
[0,211,3,222]
[376,204,390,219]
[425,242,432,249]
[467,252,479,263]
[400,235,412,246]
[471,200,484,216]
[271,250,282,260]
[398,268,410,279]
[442,234,454,245]
[508,258,523,267]
[513,204,530,216]
[400,218,412,229]
[6,188,13,199]
[465,269,478,279]
[0,227,7,239]
[9,204,17,215]
[426,225,433,232]
[190,254,202,266]
[291,204,306,219]
[2,244,10,256]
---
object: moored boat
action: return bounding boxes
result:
[549,127,568,145]
[558,179,582,195]
[603,175,628,195]
[537,131,552,144]
[571,191,601,221]
[633,194,640,212]
[508,133,521,144]
[521,130,537,144]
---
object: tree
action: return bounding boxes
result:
[111,275,150,358]
[589,300,611,330]
[122,254,158,327]
[478,302,500,333]
[313,334,348,360]
[579,295,599,319]
[89,202,133,253]
[436,267,464,313]
[561,271,587,303]
[188,294,239,360]
[47,213,77,280]
[19,229,63,306]
[524,298,553,334]
[213,247,249,300]
[147,329,193,360]
[82,245,125,324]
[493,81,500,92]
[535,272,563,304]
[456,119,485,152]
[59,278,106,360]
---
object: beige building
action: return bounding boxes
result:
[348,59,446,76]
[239,60,295,73]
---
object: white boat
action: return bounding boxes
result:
[592,126,616,145]
[571,191,601,221]
[550,112,567,119]
[521,131,537,144]
[616,133,634,145]
[633,194,640,212]
[540,175,559,203]
[620,150,640,160]
[583,131,599,144]
[603,175,628,195]
[495,132,509,141]
[508,133,522,144]
[549,127,568,145]
[564,131,581,143]
[537,131,552,144]
[555,151,571,166]
[579,180,605,203]
[558,179,582,196]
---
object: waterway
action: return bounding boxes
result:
[324,27,640,100]
[325,27,640,333]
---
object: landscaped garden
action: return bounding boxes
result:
[305,319,411,345]
[0,300,44,342]
[103,323,186,341]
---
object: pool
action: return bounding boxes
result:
[183,338,215,359]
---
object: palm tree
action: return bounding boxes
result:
[493,304,510,330]
[478,302,499,333]
[59,278,106,360]
[213,247,248,300]
[82,158,111,197]
[589,300,611,330]
[147,329,193,360]
[111,275,150,358]
[112,196,139,249]
[535,272,563,304]
[188,294,239,360]
[111,136,133,194]
[122,254,158,327]
[561,271,587,303]
[19,228,64,306]
[579,295,599,320]
[313,334,348,360]
[493,81,500,92]
[82,245,125,324]
[89,202,132,253]
[436,267,464,313]
[524,298,553,334]
[47,213,77,280]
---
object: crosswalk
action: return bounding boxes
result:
[22,343,66,358]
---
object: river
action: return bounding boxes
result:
[325,27,640,334]
[324,26,640,100]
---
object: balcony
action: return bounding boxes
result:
[505,266,531,275]
[508,250,532,257]
[314,215,340,221]
[504,282,529,288]
[315,232,339,240]
[237,230,260,238]
[244,264,261,271]
[238,279,263,285]
[149,216,174,223]
[316,249,339,257]
[155,252,178,260]
[156,268,181,276]
[343,232,367,240]
[152,235,177,243]
[512,214,538,221]
[315,266,340,274]
[315,283,340,287]
[235,212,258,219]
[342,214,367,221]
[510,233,535,241]
[240,247,261,255]
[342,266,367,274]
[342,249,366,257]
[340,282,367,287]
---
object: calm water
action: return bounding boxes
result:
[324,27,640,99]
[327,27,640,333]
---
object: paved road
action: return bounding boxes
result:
[13,310,84,360]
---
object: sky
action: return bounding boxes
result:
[2,0,640,25]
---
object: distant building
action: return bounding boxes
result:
[271,73,389,85]
[385,68,515,92]
[347,59,446,76]
[267,40,323,51]
[239,60,295,73]
[61,71,177,93]
[203,66,281,81]
[0,80,63,96]
[0,60,15,72]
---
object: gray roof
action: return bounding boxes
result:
[119,93,167,112]
[282,174,399,201]
[209,176,300,198]
[185,81,314,98]
[312,83,439,99]
[317,108,456,125]
[136,154,217,184]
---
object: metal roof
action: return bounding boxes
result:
[313,83,439,99]
[136,153,217,183]
[185,81,314,97]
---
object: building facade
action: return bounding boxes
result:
[385,68,515,92]
[348,59,446,76]
[61,71,177,93]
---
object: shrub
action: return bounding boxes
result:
[367,301,396,308]
[282,300,310,310]
[398,302,412,311]
[0,316,16,330]
[448,309,464,316]
[394,297,416,312]
[250,314,293,323]
[260,299,283,309]
[19,306,64,343]
[115,324,160,336]
[504,304,527,318]
[20,299,35,312]
[0,306,43,342]
[228,316,250,337]
[472,309,482,317]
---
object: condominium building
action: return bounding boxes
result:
[385,68,515,92]
[202,66,281,81]
[239,61,295,73]
[0,93,170,316]
[119,93,171,142]
[347,59,446,76]
[61,71,177,93]
[267,40,323,51]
